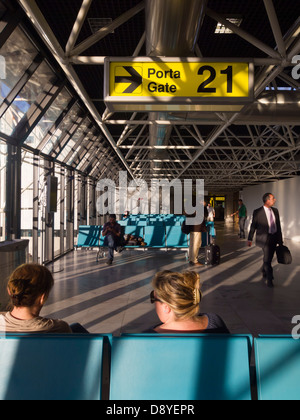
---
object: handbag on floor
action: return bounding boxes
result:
[276,244,292,265]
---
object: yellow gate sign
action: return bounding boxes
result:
[104,57,254,111]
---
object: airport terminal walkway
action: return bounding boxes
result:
[42,221,300,337]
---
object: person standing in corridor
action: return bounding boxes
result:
[207,203,215,222]
[188,202,208,267]
[248,193,283,288]
[231,199,247,239]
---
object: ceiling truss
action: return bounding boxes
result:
[18,0,300,192]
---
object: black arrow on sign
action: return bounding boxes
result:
[115,66,142,94]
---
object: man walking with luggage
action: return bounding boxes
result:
[248,193,283,288]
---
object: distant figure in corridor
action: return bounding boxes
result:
[248,193,283,288]
[144,271,229,334]
[207,203,215,222]
[231,199,248,239]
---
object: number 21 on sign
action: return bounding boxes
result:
[197,65,233,94]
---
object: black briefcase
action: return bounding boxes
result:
[276,245,292,265]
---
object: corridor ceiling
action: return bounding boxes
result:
[17,0,300,191]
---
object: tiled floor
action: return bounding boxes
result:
[42,222,300,336]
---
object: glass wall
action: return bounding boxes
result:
[0,27,39,136]
[30,88,72,150]
[0,27,37,107]
[0,8,104,264]
[2,60,56,137]
[0,140,7,241]
[20,150,34,257]
[37,158,47,264]
[41,103,82,156]
[54,163,61,258]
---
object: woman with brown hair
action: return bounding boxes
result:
[146,270,229,334]
[0,263,72,333]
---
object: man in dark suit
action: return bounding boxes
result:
[248,193,283,288]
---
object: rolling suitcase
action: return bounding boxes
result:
[198,225,221,266]
[205,243,221,266]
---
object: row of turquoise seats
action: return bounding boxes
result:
[121,215,185,224]
[119,222,216,239]
[119,220,183,226]
[123,214,185,219]
[76,225,189,248]
[0,334,299,400]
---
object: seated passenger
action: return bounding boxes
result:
[145,270,229,334]
[0,263,72,333]
[102,214,124,265]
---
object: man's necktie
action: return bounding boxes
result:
[269,209,277,234]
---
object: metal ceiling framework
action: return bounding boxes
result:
[17,0,300,192]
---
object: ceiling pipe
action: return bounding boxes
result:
[145,0,206,56]
[145,0,207,170]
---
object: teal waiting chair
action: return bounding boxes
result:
[109,335,252,400]
[165,225,189,248]
[0,334,106,400]
[144,226,166,248]
[76,225,101,248]
[254,336,300,400]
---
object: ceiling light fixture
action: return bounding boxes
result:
[215,17,243,34]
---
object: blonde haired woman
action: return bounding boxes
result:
[146,271,229,334]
